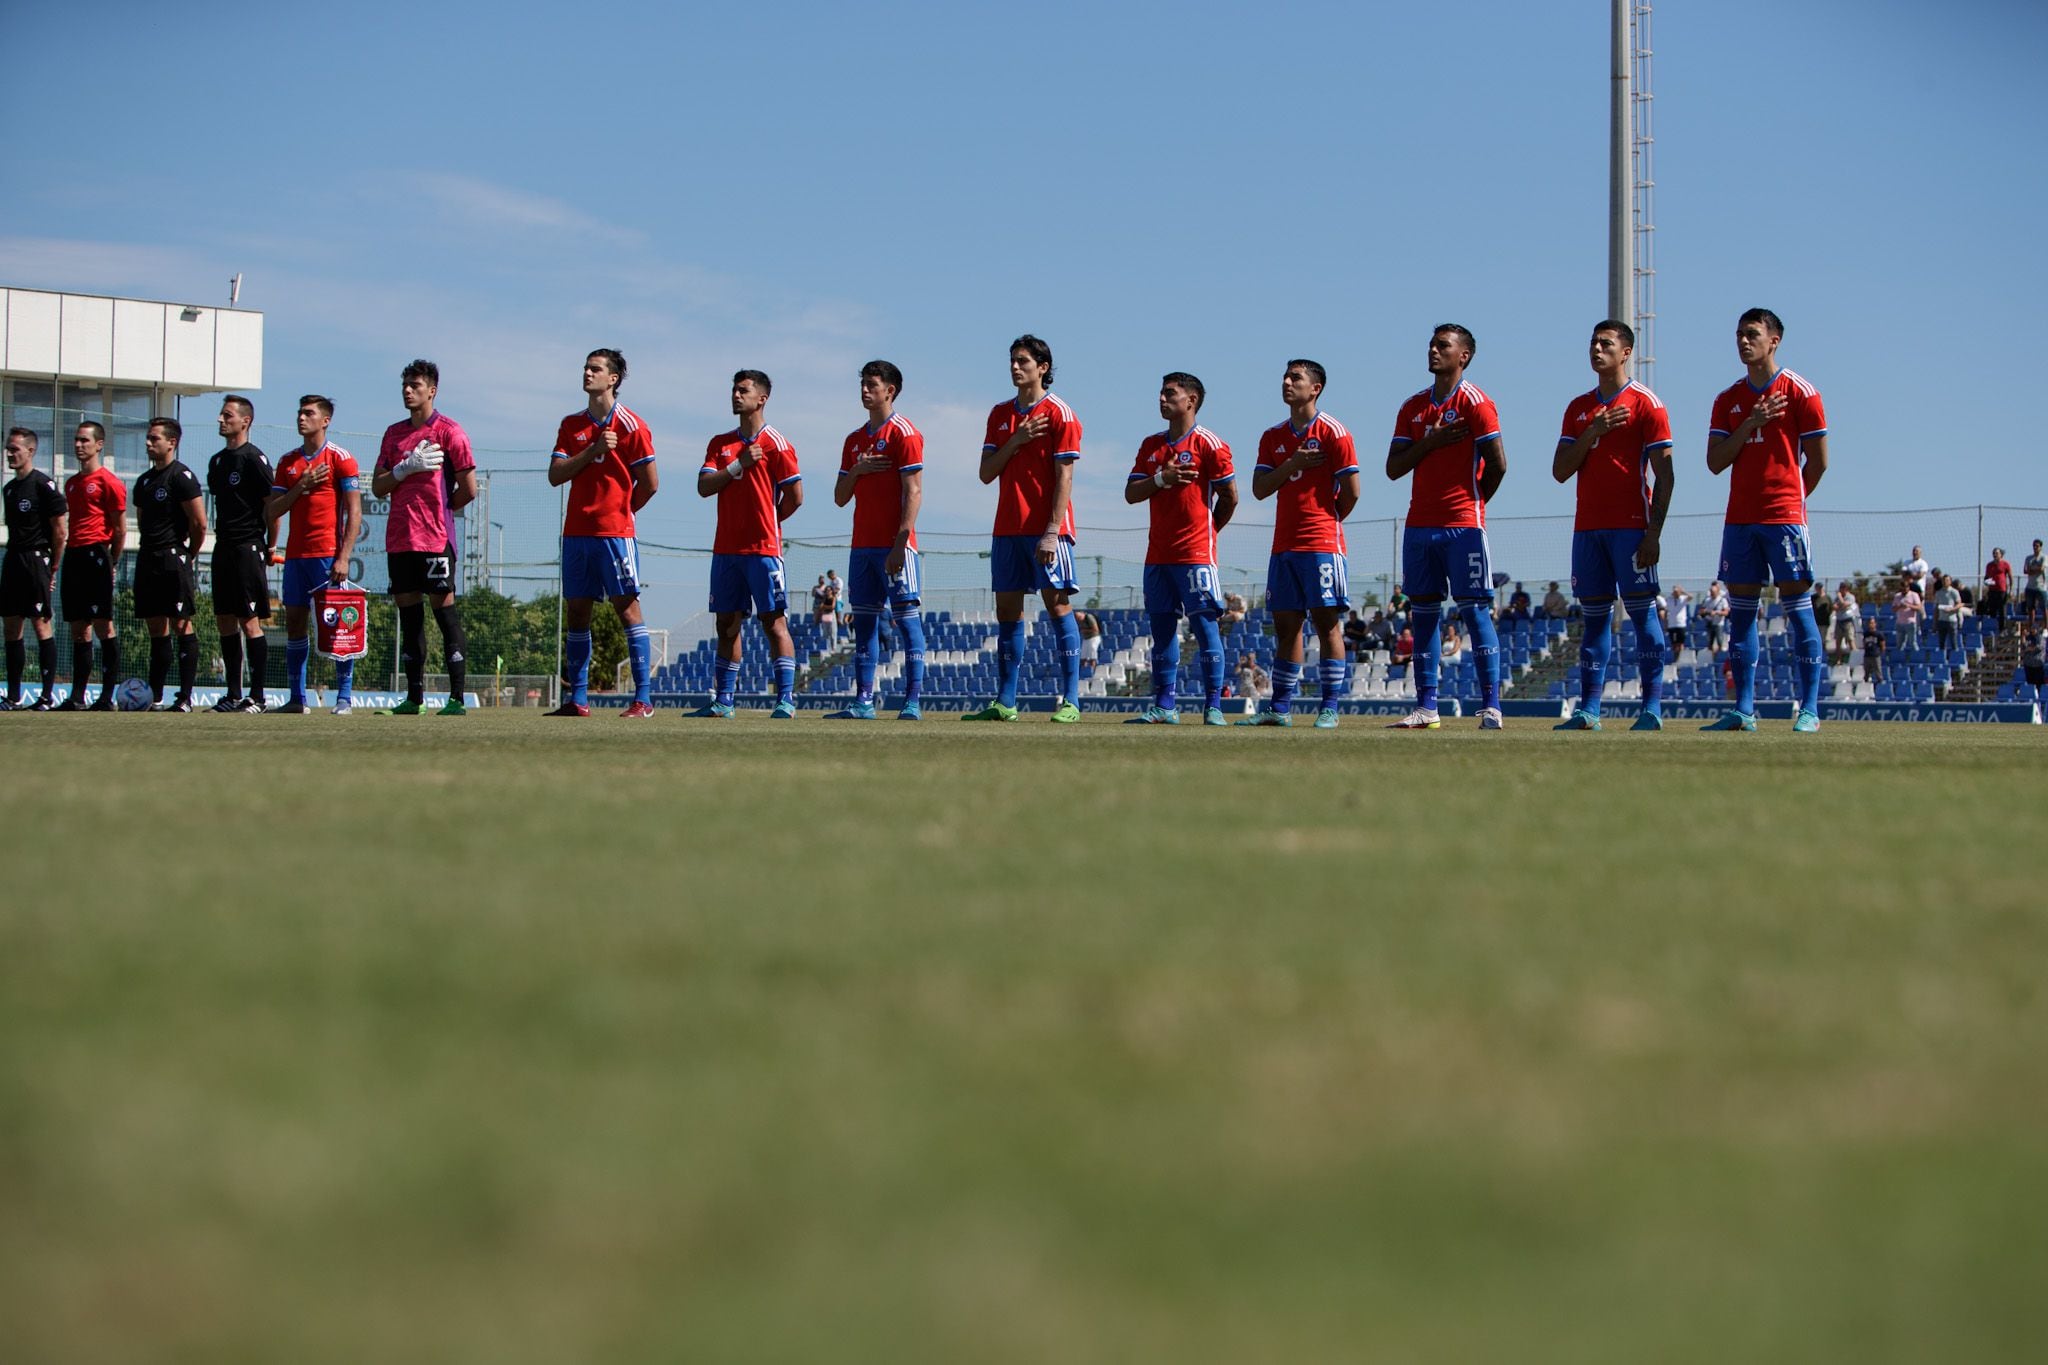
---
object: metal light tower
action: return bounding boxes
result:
[1610,2,1658,385]
[1608,0,1632,325]
[1630,3,1658,389]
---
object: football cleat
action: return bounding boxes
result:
[1792,708,1821,733]
[1234,707,1291,727]
[545,701,590,717]
[0,698,15,712]
[1049,701,1082,724]
[163,697,195,714]
[1628,711,1664,731]
[828,700,877,720]
[1313,707,1339,729]
[331,700,353,716]
[1554,709,1601,731]
[620,701,656,719]
[1478,707,1504,730]
[1386,708,1441,730]
[273,701,310,714]
[1125,705,1178,725]
[382,699,424,715]
[1203,707,1227,727]
[1701,710,1756,732]
[87,695,117,712]
[53,696,85,711]
[961,701,1019,722]
[439,699,467,717]
[768,699,797,719]
[29,696,56,711]
[689,702,736,718]
[896,700,923,720]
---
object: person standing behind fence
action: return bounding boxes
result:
[267,396,361,714]
[1891,575,1923,653]
[1982,548,2012,625]
[2022,540,2045,625]
[133,418,206,710]
[207,397,273,712]
[697,369,802,719]
[829,359,926,721]
[1703,308,1830,734]
[2,427,66,710]
[373,359,477,715]
[1829,581,1860,664]
[547,349,657,719]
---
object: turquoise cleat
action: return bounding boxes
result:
[1313,707,1339,729]
[896,700,922,720]
[1124,704,1179,725]
[1203,707,1227,727]
[1700,709,1756,732]
[1554,709,1602,731]
[1234,707,1292,727]
[1628,711,1664,731]
[1792,708,1821,733]
[769,699,798,719]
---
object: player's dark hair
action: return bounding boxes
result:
[7,426,37,449]
[1285,359,1328,391]
[402,358,440,388]
[588,349,627,387]
[1434,324,1477,358]
[1592,319,1635,348]
[860,359,904,397]
[1009,334,1054,385]
[148,416,182,443]
[222,395,255,420]
[733,369,772,396]
[1161,371,1206,411]
[298,394,335,419]
[1738,308,1784,338]
[76,420,106,443]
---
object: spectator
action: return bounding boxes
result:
[1983,547,2013,624]
[1703,581,1731,651]
[1075,609,1102,675]
[1441,619,1463,660]
[1221,591,1247,630]
[1813,582,1833,635]
[1388,584,1410,631]
[1541,581,1570,620]
[1502,584,1532,625]
[1665,585,1693,658]
[2025,539,2046,625]
[2024,623,2047,690]
[1932,573,1962,650]
[1366,609,1396,655]
[1234,651,1269,701]
[1861,622,1886,684]
[811,574,837,647]
[1904,545,1931,595]
[1891,575,1923,653]
[1829,582,1860,663]
[1391,625,1414,677]
[1343,610,1369,659]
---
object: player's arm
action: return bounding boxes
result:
[887,469,922,575]
[181,496,208,562]
[979,412,1050,484]
[629,457,658,512]
[698,442,760,496]
[1477,436,1507,503]
[106,491,127,571]
[448,467,478,513]
[333,489,361,580]
[774,476,803,523]
[1209,475,1239,533]
[1635,445,1676,568]
[1037,458,1075,566]
[47,510,67,561]
[549,427,616,488]
[1552,406,1629,482]
[1706,393,1786,473]
[1252,445,1322,499]
[1334,469,1361,521]
[1386,416,1467,480]
[1800,435,1829,496]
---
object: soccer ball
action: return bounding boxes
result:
[115,678,155,711]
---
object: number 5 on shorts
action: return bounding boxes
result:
[1468,551,1485,592]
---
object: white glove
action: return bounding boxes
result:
[391,441,445,481]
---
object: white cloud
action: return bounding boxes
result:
[399,174,645,249]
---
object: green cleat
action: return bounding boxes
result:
[1554,708,1601,731]
[1628,711,1664,731]
[896,700,922,720]
[382,699,424,715]
[690,701,735,718]
[1701,709,1757,732]
[961,701,1020,722]
[1792,708,1821,733]
[828,700,877,720]
[1203,707,1227,727]
[439,699,467,717]
[769,699,797,719]
[1124,704,1179,725]
[1049,700,1082,724]
[1313,707,1339,729]
[1234,707,1292,727]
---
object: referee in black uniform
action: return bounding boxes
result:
[2,426,67,709]
[207,395,274,712]
[134,417,208,710]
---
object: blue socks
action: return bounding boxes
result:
[852,607,881,702]
[334,657,353,704]
[997,618,1025,706]
[715,658,740,707]
[1149,612,1181,708]
[894,606,925,703]
[566,629,592,706]
[1271,659,1301,715]
[1319,654,1346,706]
[627,623,652,705]
[1782,590,1824,713]
[1729,594,1761,714]
[1577,601,1613,712]
[1192,613,1225,710]
[1460,599,1500,711]
[1411,601,1443,712]
[287,636,311,706]
[1055,610,1082,704]
[1622,594,1667,714]
[773,655,796,705]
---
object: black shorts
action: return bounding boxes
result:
[2026,588,2045,614]
[60,545,116,621]
[389,546,457,597]
[134,547,198,620]
[0,547,55,620]
[211,541,272,620]
[2026,663,2047,688]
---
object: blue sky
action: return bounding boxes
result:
[4,0,2043,619]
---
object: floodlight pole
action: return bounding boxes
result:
[1608,0,1633,326]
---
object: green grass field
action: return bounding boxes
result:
[4,713,2046,1363]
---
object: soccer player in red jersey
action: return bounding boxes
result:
[1551,320,1675,731]
[2,427,66,710]
[56,422,126,709]
[697,370,802,718]
[373,359,478,715]
[1240,361,1358,728]
[1385,325,1509,730]
[830,360,925,720]
[1703,308,1830,733]
[548,349,658,718]
[965,334,1084,722]
[1125,372,1237,726]
[266,395,362,713]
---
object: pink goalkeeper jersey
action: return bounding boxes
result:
[377,411,475,553]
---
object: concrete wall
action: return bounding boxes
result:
[1,287,262,392]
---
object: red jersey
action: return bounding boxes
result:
[982,393,1082,539]
[272,443,362,559]
[1558,381,1672,531]
[1392,382,1501,529]
[64,466,126,545]
[555,403,655,538]
[1256,412,1358,554]
[1130,426,1234,565]
[1709,369,1826,525]
[838,414,924,550]
[702,426,799,557]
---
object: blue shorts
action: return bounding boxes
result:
[1402,525,1492,600]
[848,546,922,609]
[990,534,1077,594]
[562,535,641,600]
[1719,523,1813,586]
[709,553,788,615]
[1143,563,1225,618]
[282,556,333,609]
[1571,528,1659,601]
[1266,551,1349,612]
